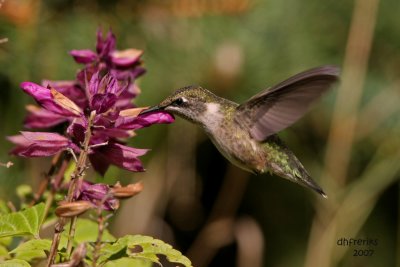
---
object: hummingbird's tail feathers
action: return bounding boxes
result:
[264,135,327,198]
[294,167,327,198]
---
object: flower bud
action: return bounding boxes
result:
[55,200,93,217]
[111,181,143,199]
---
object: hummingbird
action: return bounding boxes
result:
[141,66,339,198]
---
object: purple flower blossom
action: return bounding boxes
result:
[23,29,146,131]
[77,180,119,211]
[11,72,174,174]
[74,180,144,211]
[9,29,175,176]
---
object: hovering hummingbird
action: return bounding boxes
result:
[141,66,339,198]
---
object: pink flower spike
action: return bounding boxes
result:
[69,49,98,64]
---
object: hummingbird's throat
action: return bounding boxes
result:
[200,103,223,131]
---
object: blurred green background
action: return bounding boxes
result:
[0,0,399,266]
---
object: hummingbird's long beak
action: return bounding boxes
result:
[139,105,164,115]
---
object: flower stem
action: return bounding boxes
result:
[47,111,96,267]
[92,207,105,267]
[66,216,78,257]
[92,193,112,267]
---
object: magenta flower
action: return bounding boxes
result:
[23,29,145,131]
[9,28,175,177]
[74,180,144,211]
[11,71,174,174]
[24,76,138,129]
[77,180,119,211]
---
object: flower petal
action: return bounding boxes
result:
[97,29,116,58]
[115,84,141,109]
[110,49,143,67]
[21,82,80,117]
[110,67,146,80]
[42,80,87,108]
[115,110,175,130]
[91,93,117,114]
[50,88,83,116]
[79,180,109,199]
[67,120,87,144]
[88,71,101,97]
[119,107,147,117]
[78,181,120,211]
[24,105,68,129]
[8,132,77,157]
[21,131,71,143]
[93,142,148,172]
[69,49,98,64]
[7,134,30,146]
[89,153,111,176]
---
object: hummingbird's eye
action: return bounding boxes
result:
[174,98,184,105]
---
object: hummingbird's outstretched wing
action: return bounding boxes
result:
[235,65,340,142]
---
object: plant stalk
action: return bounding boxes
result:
[47,111,96,267]
[92,207,105,266]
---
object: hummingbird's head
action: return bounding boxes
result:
[141,85,219,124]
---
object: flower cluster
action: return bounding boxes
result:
[8,29,174,211]
[9,29,174,176]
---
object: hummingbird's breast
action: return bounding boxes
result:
[199,103,267,173]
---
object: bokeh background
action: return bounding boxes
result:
[0,0,399,266]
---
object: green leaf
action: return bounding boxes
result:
[103,257,152,267]
[0,203,45,238]
[97,241,127,264]
[100,235,192,267]
[0,244,9,258]
[9,239,51,261]
[0,237,12,247]
[0,259,31,267]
